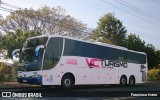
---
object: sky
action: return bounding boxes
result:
[0,0,160,50]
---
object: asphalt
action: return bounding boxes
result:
[0,81,160,99]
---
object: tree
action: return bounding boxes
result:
[0,6,89,38]
[125,33,145,51]
[89,13,127,46]
[144,44,160,69]
[1,29,40,57]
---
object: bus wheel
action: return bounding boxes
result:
[129,76,135,86]
[120,76,127,86]
[61,75,73,89]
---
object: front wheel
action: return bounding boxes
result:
[61,75,73,89]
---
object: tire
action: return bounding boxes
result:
[120,76,127,86]
[61,75,73,89]
[129,76,135,86]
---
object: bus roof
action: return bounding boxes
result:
[28,35,146,55]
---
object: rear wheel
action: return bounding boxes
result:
[61,75,73,89]
[120,76,127,86]
[129,76,135,86]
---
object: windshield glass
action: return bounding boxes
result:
[24,37,48,48]
[19,37,48,71]
[19,48,43,71]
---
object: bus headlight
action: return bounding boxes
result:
[17,75,22,78]
[32,74,40,78]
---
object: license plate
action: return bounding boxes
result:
[23,80,27,82]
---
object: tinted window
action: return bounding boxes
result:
[127,51,146,64]
[106,47,119,60]
[118,50,128,62]
[95,45,106,59]
[95,45,119,60]
[63,39,146,64]
[63,39,81,56]
[64,39,96,58]
[25,37,48,48]
[81,42,95,58]
[43,37,63,70]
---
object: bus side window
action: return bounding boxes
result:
[118,57,125,62]
[43,37,63,70]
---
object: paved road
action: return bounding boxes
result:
[0,81,160,100]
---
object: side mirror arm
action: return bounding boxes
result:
[12,49,20,59]
[35,45,44,57]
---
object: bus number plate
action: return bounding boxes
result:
[23,80,27,82]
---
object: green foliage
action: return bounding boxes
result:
[89,13,127,46]
[0,62,13,81]
[125,33,145,51]
[145,44,159,69]
[148,67,160,81]
[12,61,19,81]
[0,61,19,81]
[1,29,40,58]
[0,75,13,82]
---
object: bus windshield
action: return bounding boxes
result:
[19,48,43,71]
[19,37,48,71]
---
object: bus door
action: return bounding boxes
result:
[140,65,147,82]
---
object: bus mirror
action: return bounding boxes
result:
[35,45,44,57]
[12,49,20,59]
[44,45,47,49]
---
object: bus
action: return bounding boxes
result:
[12,35,148,89]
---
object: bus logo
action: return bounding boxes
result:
[86,58,128,68]
[86,58,100,68]
[102,60,128,68]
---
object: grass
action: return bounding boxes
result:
[148,67,160,81]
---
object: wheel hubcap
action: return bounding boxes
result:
[130,79,134,85]
[130,80,133,84]
[64,79,70,87]
[121,78,126,85]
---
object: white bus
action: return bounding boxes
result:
[13,35,147,89]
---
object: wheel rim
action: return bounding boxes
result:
[130,78,134,85]
[130,79,133,85]
[64,79,71,87]
[121,78,126,85]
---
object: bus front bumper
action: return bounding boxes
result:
[17,76,42,85]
